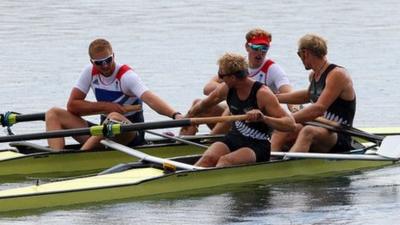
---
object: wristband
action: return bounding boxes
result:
[172,112,182,120]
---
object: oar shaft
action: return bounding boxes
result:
[1,104,142,127]
[272,151,394,161]
[0,127,92,142]
[0,115,248,143]
[0,119,192,143]
[101,139,203,170]
[190,115,248,125]
[306,118,384,142]
[145,130,209,149]
[0,112,45,127]
[15,113,45,122]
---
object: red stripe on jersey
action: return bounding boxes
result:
[116,65,132,80]
[91,65,132,78]
[260,59,274,73]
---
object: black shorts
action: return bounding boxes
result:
[330,133,354,153]
[220,133,270,162]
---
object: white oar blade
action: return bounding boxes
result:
[101,139,204,170]
[377,135,400,159]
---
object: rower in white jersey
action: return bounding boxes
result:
[180,28,298,136]
[45,38,183,151]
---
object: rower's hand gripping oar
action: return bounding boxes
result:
[100,139,204,170]
[0,115,248,143]
[0,104,142,128]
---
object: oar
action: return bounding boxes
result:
[100,139,204,170]
[148,129,400,161]
[147,127,400,162]
[273,135,400,161]
[0,104,142,127]
[145,130,209,149]
[305,117,384,143]
[0,115,248,143]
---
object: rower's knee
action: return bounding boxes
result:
[45,107,66,120]
[216,155,234,167]
[196,154,218,167]
[298,125,318,141]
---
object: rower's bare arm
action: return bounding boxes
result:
[67,88,126,116]
[277,84,299,112]
[293,69,352,123]
[141,90,179,119]
[188,84,228,117]
[256,87,296,132]
[276,89,309,104]
[203,75,222,95]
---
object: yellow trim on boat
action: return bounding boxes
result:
[0,151,24,161]
[0,168,164,197]
[361,127,400,134]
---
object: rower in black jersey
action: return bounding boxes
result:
[309,63,356,152]
[186,52,295,167]
[274,34,356,153]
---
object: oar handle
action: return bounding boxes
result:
[314,117,339,127]
[190,115,248,125]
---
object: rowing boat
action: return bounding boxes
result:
[0,134,399,213]
[0,126,398,180]
[0,135,220,180]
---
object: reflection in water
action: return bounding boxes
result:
[220,176,354,224]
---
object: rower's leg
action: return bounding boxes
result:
[216,147,256,167]
[270,123,302,151]
[194,142,230,167]
[81,112,136,151]
[80,136,104,150]
[45,107,89,150]
[289,125,336,153]
[210,107,231,135]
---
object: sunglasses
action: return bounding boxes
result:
[248,44,269,53]
[91,54,114,66]
[297,50,306,59]
[218,72,230,80]
[218,70,247,79]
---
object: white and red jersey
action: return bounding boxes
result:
[75,63,149,116]
[248,59,290,93]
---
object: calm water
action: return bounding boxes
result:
[1,0,400,224]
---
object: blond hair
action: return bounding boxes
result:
[88,38,113,58]
[217,53,248,78]
[298,34,327,58]
[245,28,272,43]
